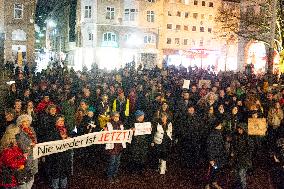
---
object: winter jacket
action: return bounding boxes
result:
[0,146,26,188]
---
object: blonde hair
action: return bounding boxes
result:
[0,124,20,152]
[16,114,32,127]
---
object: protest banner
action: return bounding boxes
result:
[182,80,191,89]
[198,80,211,88]
[33,130,133,159]
[248,118,267,136]
[134,122,152,136]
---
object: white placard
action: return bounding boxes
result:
[134,122,152,136]
[182,80,191,89]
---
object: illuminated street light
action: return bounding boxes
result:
[47,19,57,28]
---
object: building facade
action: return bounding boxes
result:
[46,0,240,71]
[2,0,37,65]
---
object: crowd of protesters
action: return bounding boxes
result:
[1,61,284,189]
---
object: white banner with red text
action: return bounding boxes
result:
[33,130,133,159]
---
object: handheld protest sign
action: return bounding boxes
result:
[248,118,267,136]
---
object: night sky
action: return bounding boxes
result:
[35,0,57,27]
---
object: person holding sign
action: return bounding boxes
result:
[45,115,72,189]
[151,113,173,175]
[128,110,151,174]
[105,112,126,184]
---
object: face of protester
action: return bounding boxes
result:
[212,87,218,93]
[136,115,144,122]
[219,90,225,98]
[18,73,24,80]
[56,118,65,127]
[5,112,14,122]
[43,96,50,102]
[183,93,190,100]
[27,101,33,109]
[218,105,224,114]
[232,107,238,115]
[267,93,273,100]
[237,100,242,106]
[21,118,30,129]
[11,84,16,92]
[14,101,22,111]
[49,107,57,116]
[80,102,88,111]
[88,111,94,118]
[237,127,244,135]
[208,94,215,101]
[162,103,168,111]
[191,86,197,93]
[112,114,120,122]
[161,114,168,124]
[275,102,281,109]
[188,107,195,115]
[209,106,214,114]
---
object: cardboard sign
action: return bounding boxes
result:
[134,122,152,136]
[248,118,267,136]
[182,80,191,89]
[33,130,133,159]
[198,80,211,88]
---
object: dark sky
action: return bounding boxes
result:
[36,0,57,27]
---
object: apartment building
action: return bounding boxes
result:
[2,0,37,64]
[47,0,240,71]
[0,0,4,64]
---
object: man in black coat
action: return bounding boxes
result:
[206,120,227,189]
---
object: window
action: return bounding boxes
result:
[209,2,214,7]
[124,9,138,21]
[193,13,198,19]
[184,25,189,31]
[200,27,204,32]
[192,26,196,31]
[200,39,204,46]
[148,0,155,2]
[183,0,190,5]
[14,4,23,19]
[208,28,212,33]
[175,38,180,45]
[167,38,172,44]
[12,29,26,41]
[84,6,91,18]
[201,14,205,19]
[144,34,156,44]
[103,32,116,42]
[185,12,189,18]
[202,1,205,6]
[177,11,181,17]
[194,0,198,5]
[147,11,155,22]
[184,39,188,45]
[168,11,172,16]
[176,25,181,30]
[89,33,93,41]
[167,24,172,29]
[106,7,115,20]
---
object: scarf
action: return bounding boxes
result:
[21,126,36,144]
[56,125,68,139]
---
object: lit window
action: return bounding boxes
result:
[167,24,172,29]
[12,29,26,41]
[89,33,93,41]
[167,38,172,44]
[175,38,180,45]
[184,25,189,31]
[193,13,198,19]
[124,9,138,21]
[103,32,116,42]
[106,7,115,20]
[194,0,198,5]
[200,27,205,32]
[184,39,188,45]
[144,34,156,44]
[177,11,181,17]
[84,6,91,18]
[176,25,181,30]
[14,4,23,19]
[185,12,189,18]
[192,26,197,31]
[202,1,205,6]
[209,2,214,7]
[147,11,155,22]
